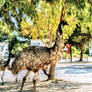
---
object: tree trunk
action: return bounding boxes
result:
[70,46,72,62]
[49,31,52,47]
[49,62,56,80]
[48,6,66,80]
[4,36,18,67]
[47,24,54,80]
[80,46,83,61]
[48,24,52,47]
[47,23,54,80]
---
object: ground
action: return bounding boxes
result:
[0,79,92,92]
[0,58,92,92]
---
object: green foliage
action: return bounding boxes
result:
[11,43,29,54]
[21,0,63,41]
[45,0,60,3]
[72,46,80,57]
[0,0,92,56]
[0,20,10,41]
[67,24,92,48]
[0,0,40,31]
[36,0,62,40]
[64,0,92,50]
[0,0,40,54]
[84,48,89,54]
[0,0,5,8]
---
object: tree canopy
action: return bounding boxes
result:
[0,0,92,51]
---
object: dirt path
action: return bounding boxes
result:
[0,61,92,92]
[0,79,92,92]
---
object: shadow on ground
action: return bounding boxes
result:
[0,80,91,92]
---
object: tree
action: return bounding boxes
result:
[65,0,92,61]
[36,0,62,46]
[46,0,92,79]
[0,0,39,30]
[67,24,92,61]
[0,0,40,66]
[0,20,18,65]
[0,0,40,49]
